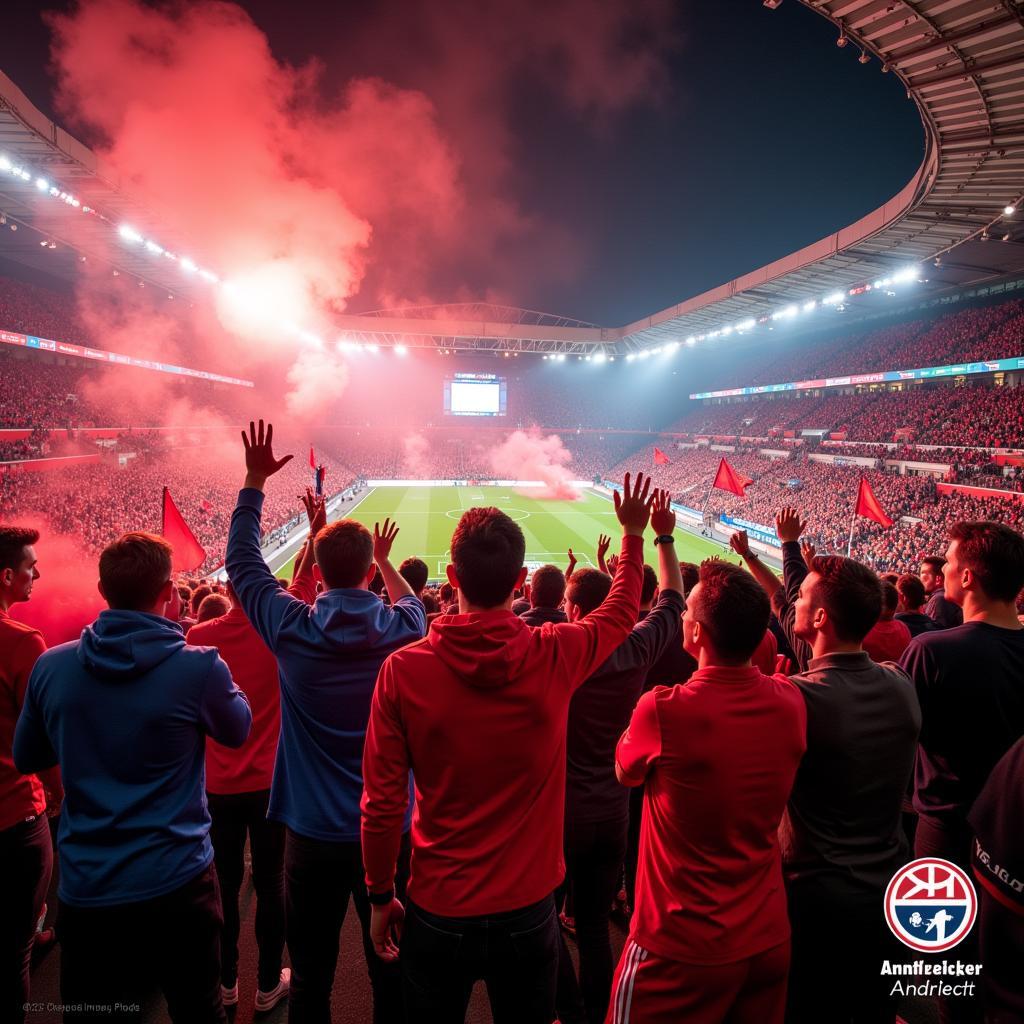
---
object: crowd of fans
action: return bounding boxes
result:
[2,427,1023,1024]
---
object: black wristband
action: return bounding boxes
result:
[654,535,674,546]
[368,887,395,906]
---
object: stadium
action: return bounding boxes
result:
[2,1,1024,1023]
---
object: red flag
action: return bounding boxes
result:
[200,498,213,513]
[855,477,893,528]
[653,446,671,466]
[162,487,206,571]
[712,457,753,498]
[309,445,316,470]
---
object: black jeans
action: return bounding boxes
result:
[557,815,628,1024]
[284,828,409,1024]
[207,788,285,991]
[57,862,225,1023]
[786,874,901,1024]
[0,814,53,1024]
[401,893,560,1024]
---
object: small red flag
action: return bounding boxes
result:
[855,477,893,528]
[200,498,213,513]
[653,446,671,466]
[309,445,316,470]
[162,487,206,571]
[712,457,753,498]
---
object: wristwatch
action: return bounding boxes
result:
[654,535,674,546]
[367,887,395,906]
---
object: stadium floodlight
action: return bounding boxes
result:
[366,343,379,353]
[557,353,567,362]
[35,177,48,191]
[638,350,650,360]
[180,257,197,273]
[1005,205,1016,216]
[665,341,680,353]
[0,155,9,171]
[735,319,756,333]
[395,344,408,356]
[721,326,733,337]
[625,352,635,362]
[686,336,697,346]
[823,291,845,306]
[118,224,143,244]
[593,351,607,362]
[198,269,219,283]
[144,240,164,255]
[802,300,816,313]
[892,266,919,284]
[651,347,662,355]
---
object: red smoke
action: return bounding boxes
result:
[8,518,105,646]
[488,428,579,500]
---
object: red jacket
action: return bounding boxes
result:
[187,607,280,795]
[863,617,912,664]
[362,534,644,916]
[0,609,47,830]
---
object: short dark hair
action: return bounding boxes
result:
[881,572,900,585]
[530,564,566,609]
[439,581,453,604]
[808,555,882,643]
[920,555,946,575]
[451,507,526,608]
[399,557,429,595]
[640,564,658,605]
[896,574,926,610]
[0,526,39,572]
[315,519,374,589]
[949,520,1024,602]
[190,584,212,617]
[99,532,173,611]
[692,561,769,663]
[196,593,230,623]
[566,568,613,617]
[680,562,699,596]
[880,580,898,614]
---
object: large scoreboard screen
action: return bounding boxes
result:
[444,373,507,417]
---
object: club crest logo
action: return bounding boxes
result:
[885,858,977,952]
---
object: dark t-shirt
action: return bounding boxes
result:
[642,607,696,691]
[901,621,1024,824]
[924,590,963,630]
[782,652,921,894]
[895,611,941,638]
[566,589,685,825]
[520,605,568,628]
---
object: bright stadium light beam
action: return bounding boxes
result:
[395,344,408,356]
[118,224,143,243]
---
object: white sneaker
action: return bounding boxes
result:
[221,982,239,1007]
[254,967,291,1014]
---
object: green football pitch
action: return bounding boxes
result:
[271,485,739,581]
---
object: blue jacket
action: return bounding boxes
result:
[226,488,426,841]
[13,610,251,907]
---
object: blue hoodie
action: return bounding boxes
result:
[13,610,251,907]
[226,488,425,842]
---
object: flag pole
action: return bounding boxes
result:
[846,508,856,558]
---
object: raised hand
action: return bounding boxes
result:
[650,489,676,537]
[242,419,293,489]
[775,506,807,544]
[729,529,751,558]
[607,552,619,575]
[565,547,578,579]
[596,533,611,572]
[614,472,654,537]
[373,519,400,564]
[300,487,327,537]
[800,539,817,564]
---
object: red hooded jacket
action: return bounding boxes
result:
[361,534,644,917]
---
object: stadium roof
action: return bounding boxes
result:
[3,0,1024,355]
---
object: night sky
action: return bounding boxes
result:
[0,0,923,327]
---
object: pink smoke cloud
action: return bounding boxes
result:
[402,432,432,478]
[488,428,579,500]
